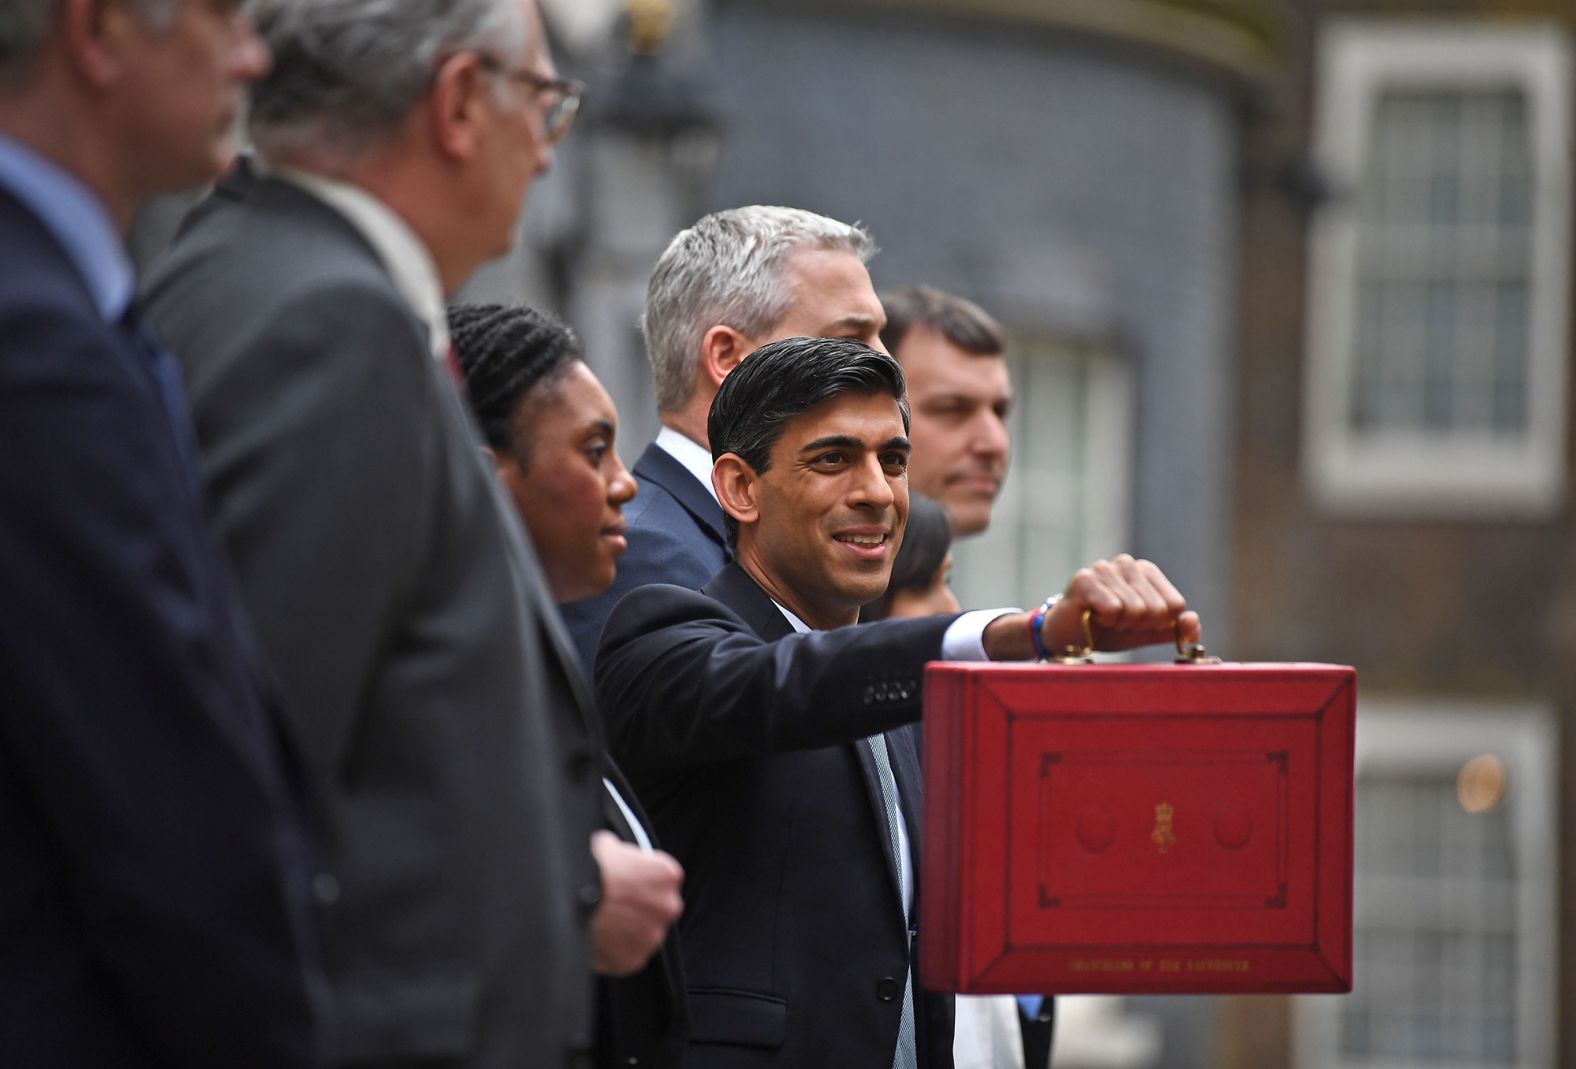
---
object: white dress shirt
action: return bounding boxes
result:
[265,164,450,363]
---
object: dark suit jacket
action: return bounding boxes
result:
[596,564,958,1068]
[0,186,321,1065]
[561,441,728,669]
[142,174,600,1067]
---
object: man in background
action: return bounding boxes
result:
[0,0,323,1063]
[562,204,887,668]
[879,286,1012,538]
[143,0,611,1063]
[880,286,1056,1064]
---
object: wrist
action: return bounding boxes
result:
[982,611,1033,661]
[1027,595,1059,661]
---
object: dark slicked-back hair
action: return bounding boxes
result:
[708,336,909,550]
[859,492,953,622]
[879,285,1005,357]
[449,302,582,465]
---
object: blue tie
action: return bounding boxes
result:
[120,306,205,491]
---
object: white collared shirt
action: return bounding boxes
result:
[265,164,450,362]
[654,425,719,503]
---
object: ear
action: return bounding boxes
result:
[61,0,132,88]
[712,453,761,532]
[698,325,754,393]
[427,50,489,162]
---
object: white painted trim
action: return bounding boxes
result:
[1303,21,1572,517]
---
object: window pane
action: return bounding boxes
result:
[1336,764,1523,1066]
[1348,87,1533,437]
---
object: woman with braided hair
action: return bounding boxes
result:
[449,301,690,1069]
[449,301,639,603]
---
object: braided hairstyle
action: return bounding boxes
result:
[448,302,583,467]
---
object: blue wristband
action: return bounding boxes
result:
[1028,595,1058,661]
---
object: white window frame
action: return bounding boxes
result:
[1293,699,1557,1069]
[1303,21,1572,516]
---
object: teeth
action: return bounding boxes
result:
[836,534,885,546]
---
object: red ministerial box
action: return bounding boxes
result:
[920,662,1354,995]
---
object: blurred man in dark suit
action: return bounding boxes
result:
[143,0,608,1064]
[0,0,324,1064]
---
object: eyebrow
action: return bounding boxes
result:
[823,315,884,334]
[918,390,1014,405]
[800,434,911,454]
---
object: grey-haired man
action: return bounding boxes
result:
[143,0,610,1064]
[0,1,325,1064]
[561,204,888,668]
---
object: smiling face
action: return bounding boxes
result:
[897,325,1012,536]
[729,391,911,630]
[496,362,636,603]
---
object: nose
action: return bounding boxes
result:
[607,456,637,507]
[848,454,896,511]
[971,410,1009,463]
[232,12,272,82]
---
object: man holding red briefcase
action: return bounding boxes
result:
[595,336,1197,1069]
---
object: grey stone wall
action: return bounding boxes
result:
[700,4,1240,649]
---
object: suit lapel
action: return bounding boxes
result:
[701,565,909,912]
[699,564,792,640]
[633,443,728,556]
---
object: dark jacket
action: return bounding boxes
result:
[596,563,957,1068]
[561,441,728,670]
[142,172,599,1067]
[0,183,322,1067]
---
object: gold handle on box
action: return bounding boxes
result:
[1049,609,1095,664]
[1052,610,1221,664]
[1174,623,1221,665]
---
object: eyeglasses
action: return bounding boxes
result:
[477,56,585,145]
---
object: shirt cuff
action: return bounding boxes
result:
[941,608,1022,662]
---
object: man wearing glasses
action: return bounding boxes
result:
[143,1,621,1066]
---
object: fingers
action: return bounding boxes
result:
[589,834,685,977]
[1062,555,1196,652]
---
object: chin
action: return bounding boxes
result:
[843,577,893,609]
[947,502,993,537]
